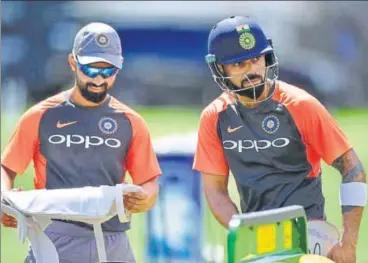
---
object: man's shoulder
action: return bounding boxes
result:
[201,92,235,120]
[108,96,145,122]
[275,80,320,109]
[21,90,68,120]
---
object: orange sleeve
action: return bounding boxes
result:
[193,106,229,176]
[125,114,162,185]
[1,106,42,175]
[289,96,352,165]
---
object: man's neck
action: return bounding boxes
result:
[237,97,260,108]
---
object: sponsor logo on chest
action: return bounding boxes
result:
[223,114,290,152]
[223,138,290,152]
[48,117,122,149]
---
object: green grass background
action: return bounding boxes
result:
[1,107,367,263]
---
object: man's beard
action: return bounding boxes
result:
[236,73,265,99]
[77,78,108,103]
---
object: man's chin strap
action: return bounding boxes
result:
[1,183,143,263]
[236,83,265,99]
[231,81,276,104]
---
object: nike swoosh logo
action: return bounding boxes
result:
[227,125,243,133]
[56,121,78,128]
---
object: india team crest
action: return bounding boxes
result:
[262,115,280,134]
[95,33,109,47]
[239,32,256,50]
[236,24,256,50]
[99,117,118,135]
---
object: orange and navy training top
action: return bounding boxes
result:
[1,89,162,232]
[193,81,352,219]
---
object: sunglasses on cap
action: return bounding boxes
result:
[75,60,119,79]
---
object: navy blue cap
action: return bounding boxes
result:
[73,22,123,69]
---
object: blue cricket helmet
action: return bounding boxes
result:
[205,16,279,101]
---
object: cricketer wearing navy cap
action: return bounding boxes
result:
[1,22,161,263]
[72,22,124,104]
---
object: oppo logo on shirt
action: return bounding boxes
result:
[223,138,290,152]
[48,134,121,149]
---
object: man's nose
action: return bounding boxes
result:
[239,62,252,75]
[92,75,105,86]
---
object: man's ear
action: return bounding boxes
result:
[68,53,76,72]
[217,64,224,74]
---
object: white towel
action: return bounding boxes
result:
[1,183,143,263]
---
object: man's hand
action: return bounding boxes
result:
[327,242,356,263]
[202,172,239,229]
[123,190,150,213]
[1,186,23,228]
[123,177,159,213]
[1,212,18,228]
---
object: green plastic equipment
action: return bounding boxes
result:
[227,205,310,263]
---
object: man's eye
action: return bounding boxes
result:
[252,56,260,63]
[234,62,246,67]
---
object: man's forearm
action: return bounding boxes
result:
[205,189,239,229]
[332,149,366,245]
[1,165,16,194]
[341,207,364,247]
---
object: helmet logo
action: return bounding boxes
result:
[239,32,256,50]
[236,24,256,50]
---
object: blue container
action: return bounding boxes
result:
[146,151,203,263]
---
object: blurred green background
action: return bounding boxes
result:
[1,107,367,263]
